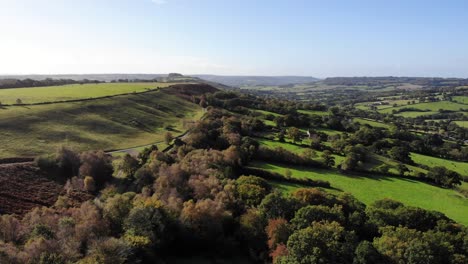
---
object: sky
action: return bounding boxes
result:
[0,0,467,78]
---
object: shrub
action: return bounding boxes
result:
[35,154,57,172]
[84,176,96,192]
[79,151,113,189]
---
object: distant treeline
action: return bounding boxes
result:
[324,76,468,87]
[0,78,102,89]
[110,78,159,83]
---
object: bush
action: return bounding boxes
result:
[79,151,114,189]
[35,154,57,172]
[84,176,96,192]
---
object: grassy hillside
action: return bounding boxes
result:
[411,152,468,176]
[353,117,390,128]
[256,138,345,166]
[253,161,468,225]
[379,101,467,114]
[0,87,204,157]
[298,109,329,116]
[0,82,182,104]
[453,120,468,128]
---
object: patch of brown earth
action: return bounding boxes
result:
[0,162,62,215]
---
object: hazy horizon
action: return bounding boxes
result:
[1,0,468,77]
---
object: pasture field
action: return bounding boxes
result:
[453,120,468,128]
[298,109,328,116]
[252,161,468,225]
[452,96,468,104]
[253,109,282,117]
[0,88,203,158]
[314,128,344,136]
[395,111,438,118]
[411,152,468,176]
[256,138,345,166]
[0,82,182,104]
[353,117,390,128]
[379,100,467,114]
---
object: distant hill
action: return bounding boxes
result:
[0,73,234,90]
[0,74,167,82]
[323,76,468,88]
[194,75,320,87]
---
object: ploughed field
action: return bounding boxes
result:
[0,162,62,215]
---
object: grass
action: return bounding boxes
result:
[0,89,203,158]
[0,82,181,104]
[380,101,467,114]
[452,120,468,128]
[452,96,468,105]
[298,109,329,116]
[253,161,468,225]
[315,128,344,136]
[253,109,282,117]
[353,118,390,128]
[269,180,311,193]
[395,111,438,118]
[248,108,281,126]
[411,152,468,176]
[256,138,345,166]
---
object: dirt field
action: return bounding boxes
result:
[0,162,63,215]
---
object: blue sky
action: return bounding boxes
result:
[0,0,467,77]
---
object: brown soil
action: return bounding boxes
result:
[0,162,62,215]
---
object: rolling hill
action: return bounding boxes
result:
[0,83,216,158]
[194,75,320,87]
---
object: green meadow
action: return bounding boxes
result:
[395,111,438,118]
[256,138,345,166]
[353,117,390,128]
[452,96,468,105]
[453,120,468,128]
[411,152,468,176]
[253,161,468,225]
[0,82,181,104]
[380,101,467,114]
[298,109,329,116]
[0,89,203,157]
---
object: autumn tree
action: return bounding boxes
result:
[278,221,357,264]
[79,150,114,189]
[286,127,301,143]
[322,150,335,168]
[164,132,174,145]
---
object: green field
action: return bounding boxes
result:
[411,152,468,176]
[0,88,203,157]
[253,161,468,225]
[452,120,468,128]
[395,111,438,118]
[253,109,282,117]
[452,96,468,105]
[298,109,328,116]
[256,138,345,166]
[353,117,390,128]
[0,82,181,104]
[380,101,467,114]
